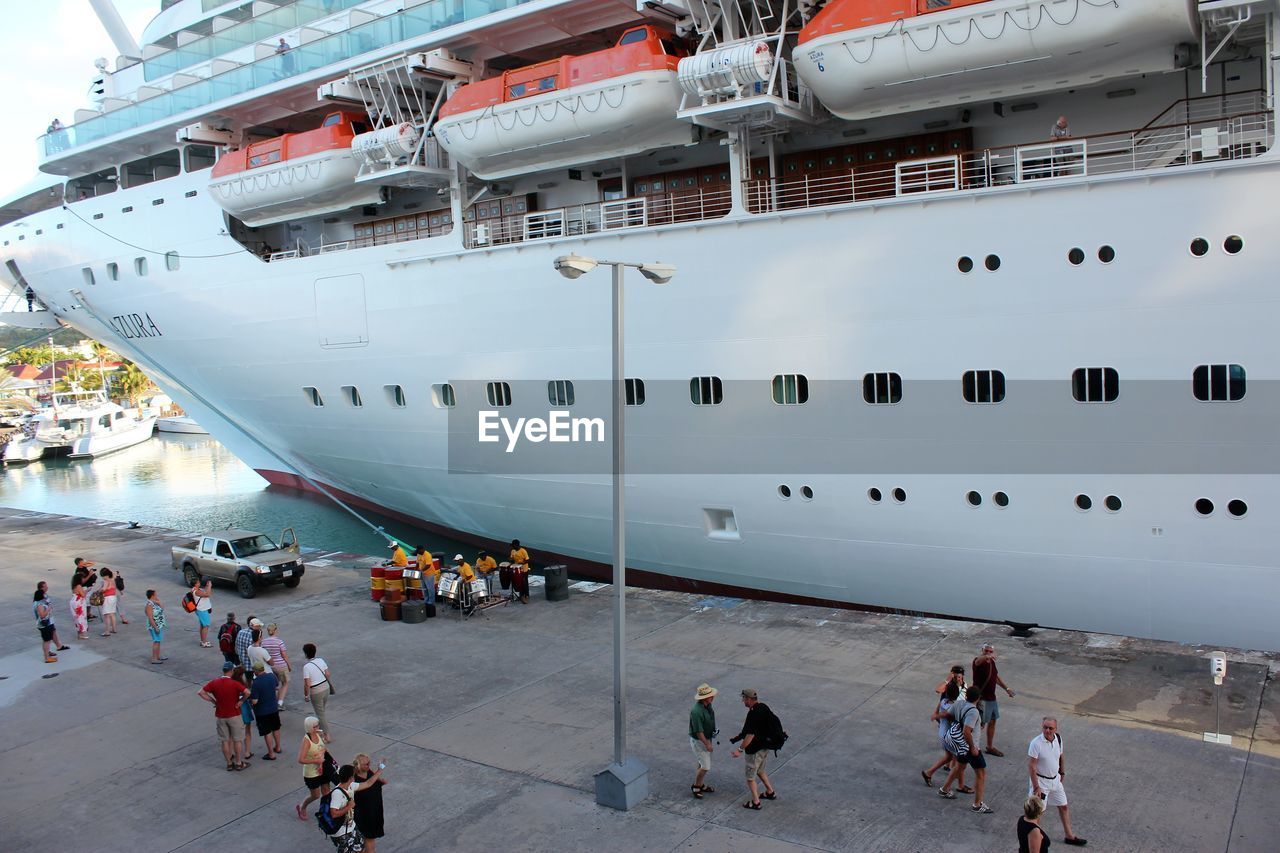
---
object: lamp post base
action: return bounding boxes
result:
[594,758,649,810]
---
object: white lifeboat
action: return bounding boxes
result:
[794,0,1198,120]
[209,112,385,227]
[434,26,695,181]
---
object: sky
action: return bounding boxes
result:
[0,0,159,199]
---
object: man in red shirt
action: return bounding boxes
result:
[971,643,1015,756]
[198,660,250,770]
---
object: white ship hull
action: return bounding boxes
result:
[6,154,1279,650]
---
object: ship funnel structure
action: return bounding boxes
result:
[87,0,141,60]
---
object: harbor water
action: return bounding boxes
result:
[0,432,465,556]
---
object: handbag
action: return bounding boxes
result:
[89,590,105,607]
[322,750,340,784]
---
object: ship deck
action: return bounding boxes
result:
[0,508,1276,851]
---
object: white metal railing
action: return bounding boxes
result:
[896,155,960,195]
[1016,141,1086,181]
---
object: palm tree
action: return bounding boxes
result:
[54,364,87,393]
[114,363,154,411]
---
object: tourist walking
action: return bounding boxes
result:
[935,685,991,813]
[72,557,98,621]
[295,716,330,821]
[233,664,256,760]
[922,680,969,793]
[689,682,717,798]
[198,660,251,771]
[145,590,166,664]
[1028,717,1087,846]
[250,662,282,759]
[303,643,335,743]
[97,568,120,636]
[192,577,213,647]
[246,628,272,672]
[33,584,66,663]
[973,643,1015,755]
[353,753,389,852]
[729,688,780,809]
[235,616,260,666]
[262,623,292,708]
[325,765,364,852]
[218,612,241,664]
[1018,795,1050,853]
[112,569,129,624]
[69,581,89,639]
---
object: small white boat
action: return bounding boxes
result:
[157,415,208,434]
[2,391,156,463]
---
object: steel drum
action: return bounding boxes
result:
[468,579,489,606]
[438,573,461,604]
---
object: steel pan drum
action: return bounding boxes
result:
[438,573,461,604]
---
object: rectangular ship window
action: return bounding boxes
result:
[547,380,575,407]
[690,376,723,406]
[431,383,456,409]
[1071,367,1119,402]
[486,381,512,407]
[771,373,809,405]
[625,378,645,406]
[385,385,407,408]
[342,386,363,407]
[304,387,324,407]
[962,370,1005,404]
[863,372,902,404]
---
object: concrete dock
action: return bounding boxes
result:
[0,507,1276,852]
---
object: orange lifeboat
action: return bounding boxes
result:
[793,0,1196,120]
[209,112,385,226]
[435,26,695,180]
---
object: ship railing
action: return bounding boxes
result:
[745,110,1273,214]
[462,188,730,249]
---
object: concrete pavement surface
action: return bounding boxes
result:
[0,507,1276,852]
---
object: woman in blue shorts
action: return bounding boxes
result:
[145,590,167,664]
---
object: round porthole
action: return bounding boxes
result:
[993,491,1009,508]
[1227,499,1247,517]
[1075,494,1092,511]
[1098,245,1115,264]
[1189,238,1209,257]
[801,485,814,501]
[984,254,1001,272]
[1067,248,1085,266]
[1224,235,1244,254]
[778,485,791,500]
[1104,495,1122,512]
[958,256,974,274]
[892,487,907,503]
[1195,498,1214,516]
[966,490,982,507]
[868,487,882,504]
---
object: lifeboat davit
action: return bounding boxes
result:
[794,0,1198,120]
[435,26,696,181]
[209,112,385,227]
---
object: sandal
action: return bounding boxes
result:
[957,785,975,794]
[226,763,235,772]
[920,770,932,786]
[262,754,276,761]
[742,800,762,810]
[762,791,777,800]
[937,788,956,799]
[57,645,71,651]
[295,804,307,821]
[234,762,248,771]
[690,785,703,799]
[699,784,715,794]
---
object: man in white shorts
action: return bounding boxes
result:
[688,683,718,798]
[1028,717,1087,846]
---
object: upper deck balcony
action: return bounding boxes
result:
[38,0,543,169]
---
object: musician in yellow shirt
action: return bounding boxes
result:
[419,548,439,606]
[388,542,408,567]
[453,555,475,583]
[476,551,498,595]
[509,539,531,604]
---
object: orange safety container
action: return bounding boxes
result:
[383,567,404,595]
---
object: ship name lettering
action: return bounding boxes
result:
[110,312,164,340]
[478,410,605,453]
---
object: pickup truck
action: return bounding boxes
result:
[172,527,304,598]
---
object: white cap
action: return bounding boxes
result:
[454,554,464,561]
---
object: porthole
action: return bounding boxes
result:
[1195,498,1214,516]
[1067,248,1085,266]
[1224,235,1243,254]
[892,487,907,503]
[1098,245,1115,264]
[1189,238,1209,257]
[1227,499,1247,518]
[867,487,882,504]
[993,491,1009,508]
[984,254,1000,272]
[966,490,982,507]
[801,485,814,501]
[1104,495,1122,512]
[957,256,973,274]
[778,485,791,500]
[1075,494,1092,511]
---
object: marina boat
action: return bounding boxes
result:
[1,0,1276,650]
[156,414,207,434]
[2,392,156,463]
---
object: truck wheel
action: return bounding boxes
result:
[236,573,257,599]
[182,564,200,588]
[283,577,301,589]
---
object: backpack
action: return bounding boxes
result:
[944,701,975,756]
[218,622,239,654]
[758,703,789,754]
[181,592,197,613]
[315,789,341,835]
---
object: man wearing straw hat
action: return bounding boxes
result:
[689,683,718,799]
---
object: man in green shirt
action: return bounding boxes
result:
[689,683,718,798]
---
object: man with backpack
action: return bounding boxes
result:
[729,688,781,809]
[933,685,992,814]
[218,613,241,666]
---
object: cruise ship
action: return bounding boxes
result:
[2,0,1277,650]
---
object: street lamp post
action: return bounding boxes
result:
[554,253,674,811]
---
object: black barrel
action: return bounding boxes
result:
[401,600,427,623]
[543,564,569,602]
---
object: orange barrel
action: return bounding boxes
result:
[384,567,405,596]
[404,569,424,601]
[371,566,386,601]
[380,599,402,621]
[432,557,442,571]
